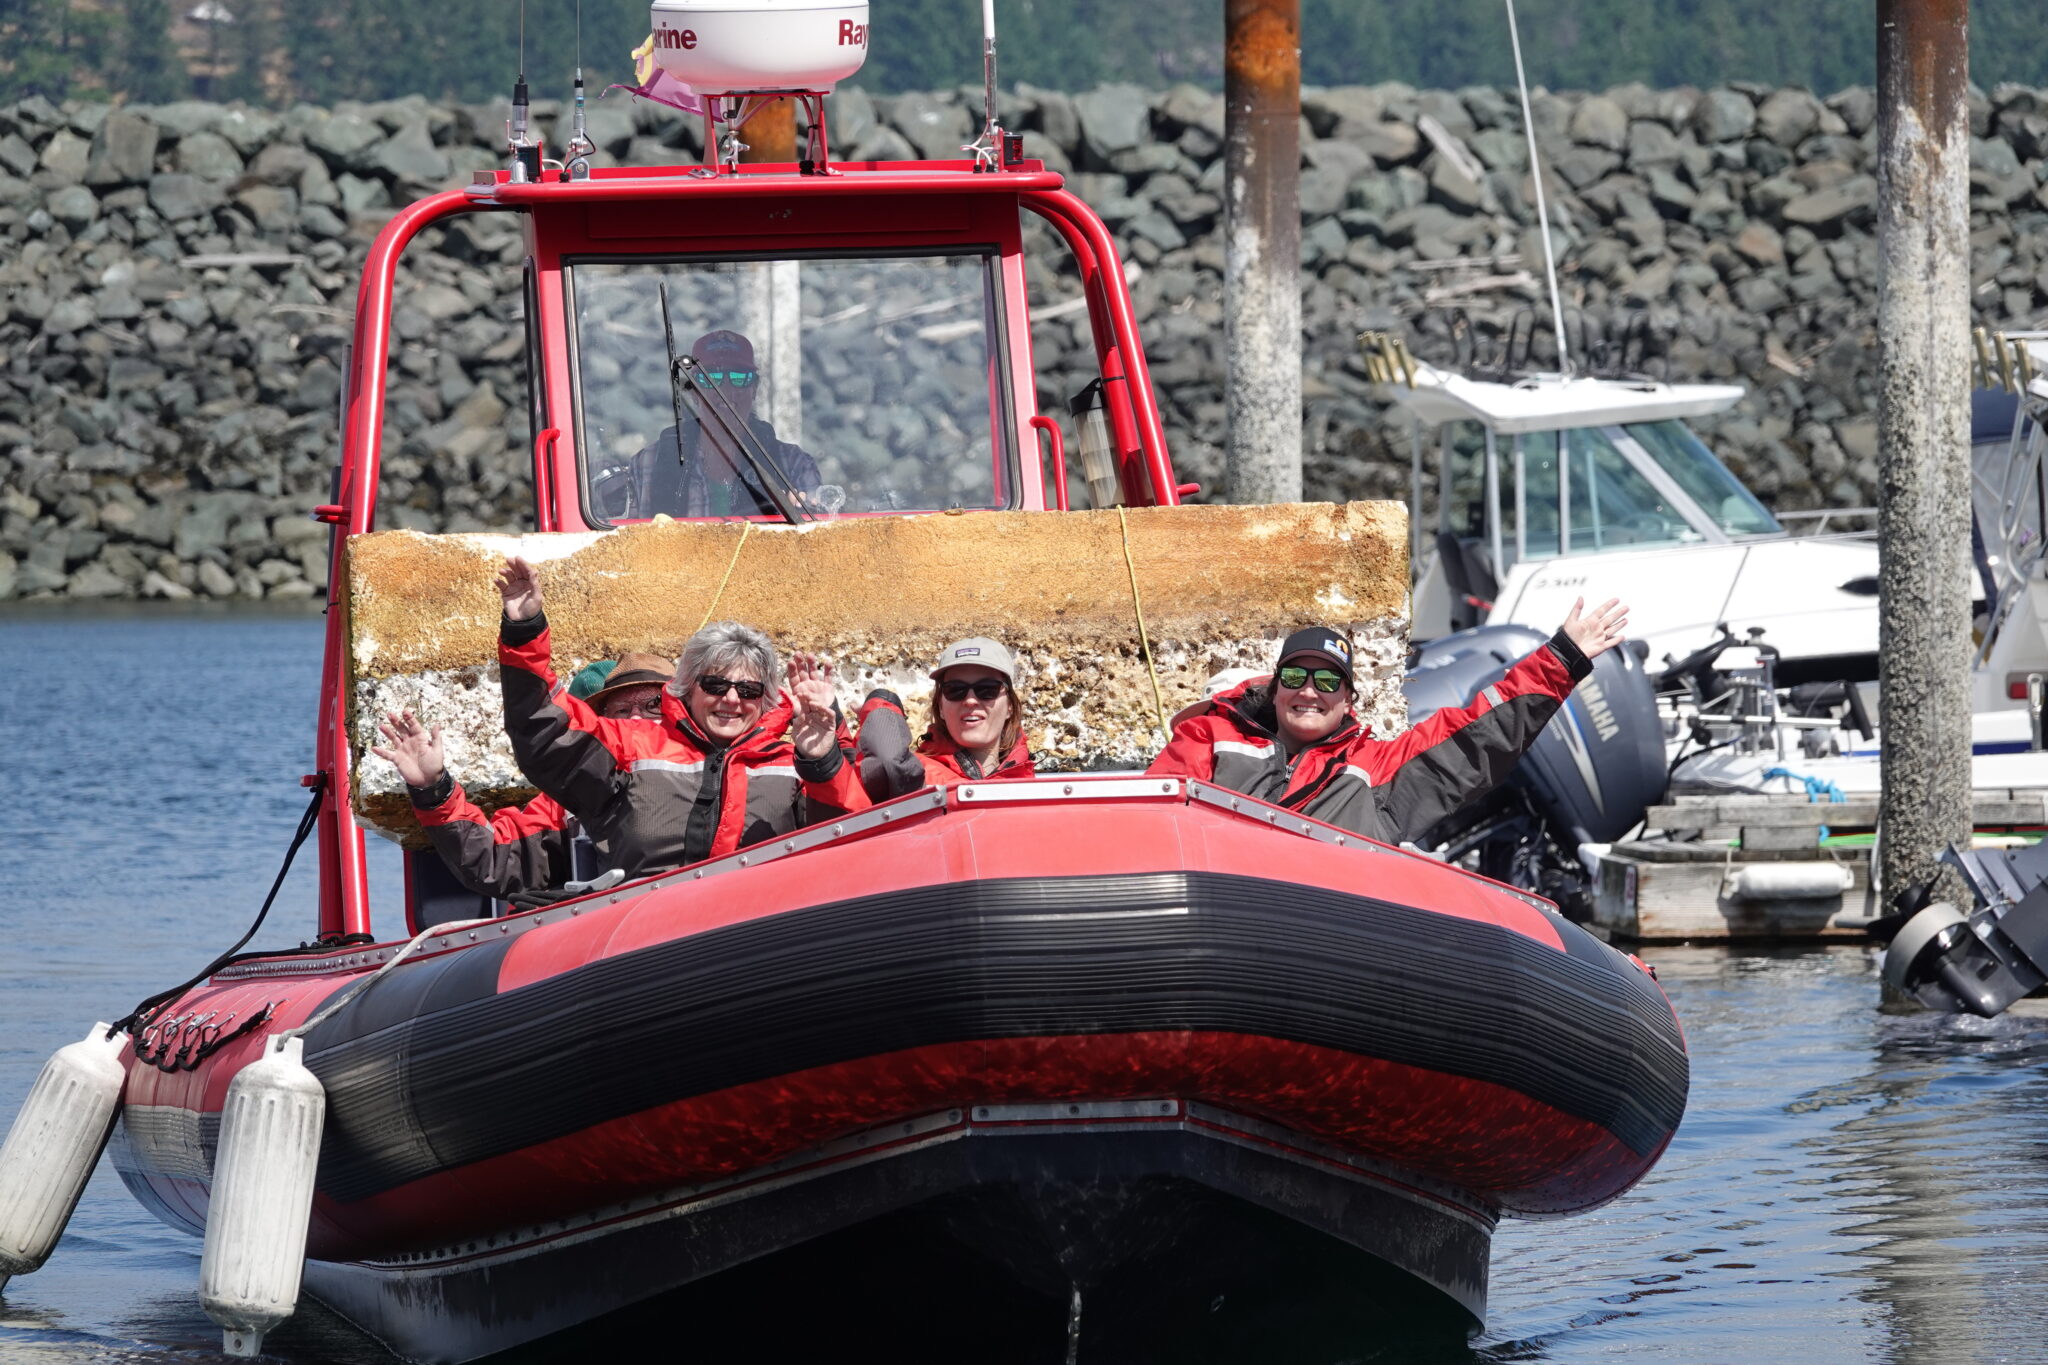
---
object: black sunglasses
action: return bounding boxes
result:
[939,678,1008,703]
[696,674,766,700]
[1275,665,1346,694]
[697,369,757,388]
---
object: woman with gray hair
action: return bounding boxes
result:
[491,555,867,879]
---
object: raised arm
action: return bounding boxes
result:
[854,690,926,801]
[494,555,633,819]
[375,708,576,898]
[785,652,872,819]
[1358,600,1622,842]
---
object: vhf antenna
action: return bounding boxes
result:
[963,0,1003,170]
[506,0,539,182]
[565,0,595,179]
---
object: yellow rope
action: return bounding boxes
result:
[1118,506,1170,736]
[695,522,752,632]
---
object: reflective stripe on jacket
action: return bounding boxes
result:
[410,777,575,899]
[499,612,870,877]
[1147,629,1591,845]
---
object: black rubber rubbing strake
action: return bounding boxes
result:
[302,872,1688,1203]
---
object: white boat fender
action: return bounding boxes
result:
[1723,862,1855,901]
[0,1024,127,1294]
[199,1034,327,1358]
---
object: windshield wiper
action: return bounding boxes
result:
[676,352,809,526]
[655,282,694,522]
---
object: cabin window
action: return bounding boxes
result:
[566,250,1017,523]
[1623,420,1782,537]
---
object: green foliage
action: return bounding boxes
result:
[1,0,110,99]
[110,0,187,105]
[4,0,2047,107]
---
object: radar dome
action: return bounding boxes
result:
[648,0,870,97]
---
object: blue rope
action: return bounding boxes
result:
[1762,766,1847,804]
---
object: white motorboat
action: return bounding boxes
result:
[1369,332,2048,800]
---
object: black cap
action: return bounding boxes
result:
[1275,626,1355,682]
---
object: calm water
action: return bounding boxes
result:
[3,611,2048,1362]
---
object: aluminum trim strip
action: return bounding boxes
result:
[953,777,1185,803]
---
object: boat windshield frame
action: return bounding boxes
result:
[563,243,1025,526]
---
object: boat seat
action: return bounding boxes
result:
[1435,531,1499,634]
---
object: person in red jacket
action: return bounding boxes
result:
[492,555,869,878]
[853,637,1036,799]
[371,653,676,901]
[1148,598,1629,846]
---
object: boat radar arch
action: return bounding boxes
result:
[650,0,870,96]
[1373,356,1745,436]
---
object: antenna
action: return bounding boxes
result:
[506,0,538,182]
[565,0,595,179]
[964,0,1002,170]
[1503,0,1572,379]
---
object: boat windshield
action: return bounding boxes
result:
[1623,420,1781,536]
[1519,427,1700,555]
[569,251,1016,522]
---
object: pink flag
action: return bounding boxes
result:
[610,34,707,117]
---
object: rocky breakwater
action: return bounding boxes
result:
[3,83,2047,601]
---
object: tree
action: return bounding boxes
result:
[109,0,187,103]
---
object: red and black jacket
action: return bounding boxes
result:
[1148,630,1591,845]
[407,776,578,900]
[854,693,1036,799]
[499,611,871,878]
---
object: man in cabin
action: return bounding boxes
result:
[370,653,675,902]
[600,329,824,520]
[1148,598,1628,847]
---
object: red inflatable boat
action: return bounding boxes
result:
[114,775,1684,1359]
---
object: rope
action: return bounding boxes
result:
[1117,506,1169,735]
[109,774,328,1038]
[696,521,752,631]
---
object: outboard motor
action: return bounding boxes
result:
[1404,625,1666,914]
[1883,839,2048,1016]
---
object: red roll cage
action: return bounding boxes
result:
[310,155,1182,939]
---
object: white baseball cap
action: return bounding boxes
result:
[929,637,1017,682]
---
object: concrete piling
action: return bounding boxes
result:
[1875,0,1974,913]
[1223,0,1303,505]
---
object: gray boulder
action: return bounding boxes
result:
[38,128,90,182]
[1755,89,1821,147]
[85,111,160,184]
[373,122,452,185]
[176,130,245,181]
[0,132,33,176]
[147,172,224,222]
[306,111,383,167]
[1691,88,1755,144]
[1074,84,1151,166]
[46,184,97,227]
[888,92,970,160]
[1302,87,1381,139]
[1781,175,1874,228]
[148,101,227,137]
[1569,96,1628,151]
